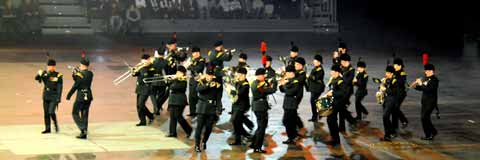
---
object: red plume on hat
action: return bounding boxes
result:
[81,50,86,58]
[422,52,429,65]
[260,40,267,53]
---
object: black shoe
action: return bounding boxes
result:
[421,136,434,141]
[166,134,177,138]
[76,132,87,139]
[390,133,398,139]
[282,139,295,144]
[186,131,192,138]
[248,143,255,149]
[195,145,201,152]
[202,142,207,150]
[380,136,392,142]
[136,122,146,126]
[41,129,51,134]
[229,141,242,145]
[148,118,154,125]
[308,118,318,122]
[228,111,232,115]
[254,149,267,153]
[401,122,408,128]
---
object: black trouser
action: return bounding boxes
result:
[43,99,58,130]
[216,83,223,109]
[327,106,340,144]
[383,97,397,137]
[296,94,304,129]
[421,102,437,137]
[72,100,91,131]
[168,105,192,136]
[150,86,168,114]
[283,109,298,140]
[151,86,168,114]
[232,110,248,142]
[137,94,154,124]
[310,92,322,120]
[339,105,357,132]
[393,94,408,129]
[188,84,198,115]
[252,111,268,149]
[242,113,254,130]
[355,94,368,119]
[195,114,216,146]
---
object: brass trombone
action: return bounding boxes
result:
[112,61,150,86]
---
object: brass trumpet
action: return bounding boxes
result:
[372,77,386,104]
[409,77,423,88]
[67,65,80,74]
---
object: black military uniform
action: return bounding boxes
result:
[35,59,62,134]
[287,46,301,67]
[132,54,155,126]
[66,58,93,139]
[164,39,187,75]
[194,69,222,152]
[393,58,409,129]
[150,51,168,115]
[187,47,205,117]
[354,61,369,120]
[250,68,276,153]
[414,64,439,140]
[307,55,325,121]
[207,40,233,109]
[339,54,357,132]
[326,65,346,146]
[381,66,401,141]
[166,66,192,138]
[264,56,277,89]
[293,58,307,130]
[233,53,250,73]
[280,66,302,144]
[230,68,250,145]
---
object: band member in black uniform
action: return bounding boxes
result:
[166,66,192,138]
[393,58,409,128]
[280,66,302,144]
[207,40,233,110]
[287,45,301,67]
[325,65,346,146]
[229,67,250,145]
[250,68,276,153]
[332,39,347,65]
[66,57,93,139]
[380,66,400,141]
[194,69,222,152]
[353,59,369,120]
[132,54,155,126]
[339,54,358,132]
[264,55,277,89]
[294,57,307,129]
[307,54,325,122]
[35,58,62,134]
[164,38,187,75]
[413,64,439,141]
[150,49,167,115]
[186,46,205,117]
[228,52,250,115]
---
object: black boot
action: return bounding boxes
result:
[52,115,59,133]
[195,145,201,152]
[76,130,87,139]
[41,129,51,134]
[254,148,267,153]
[202,142,207,150]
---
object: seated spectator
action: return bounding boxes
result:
[1,0,19,39]
[125,4,143,35]
[21,0,43,36]
[109,1,124,34]
[229,0,242,19]
[264,1,274,19]
[251,0,263,19]
[197,0,208,19]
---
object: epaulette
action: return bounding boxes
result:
[392,79,397,84]
[242,82,249,86]
[315,67,322,72]
[257,81,265,88]
[207,51,212,56]
[364,74,368,78]
[57,73,63,77]
[75,72,84,79]
[293,80,299,83]
[337,79,344,85]
[299,70,305,74]
[216,52,224,58]
[199,57,205,62]
[349,67,354,71]
[401,71,407,76]
[149,67,155,71]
